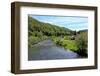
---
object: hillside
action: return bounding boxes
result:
[77,29,88,34]
[28,16,75,37]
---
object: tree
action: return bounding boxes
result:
[75,32,88,56]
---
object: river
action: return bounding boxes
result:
[28,39,80,60]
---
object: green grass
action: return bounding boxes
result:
[51,36,78,51]
[62,40,78,51]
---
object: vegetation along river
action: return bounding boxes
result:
[28,39,80,60]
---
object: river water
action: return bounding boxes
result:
[28,40,80,61]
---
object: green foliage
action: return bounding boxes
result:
[28,16,74,36]
[28,36,41,47]
[75,32,88,56]
[51,32,88,56]
[52,37,77,51]
[63,40,78,51]
[63,36,70,40]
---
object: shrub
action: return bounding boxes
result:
[28,36,41,47]
[63,36,70,40]
[75,32,88,56]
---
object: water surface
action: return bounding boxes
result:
[28,40,80,60]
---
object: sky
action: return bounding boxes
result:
[29,15,88,31]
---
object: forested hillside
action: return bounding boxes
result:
[28,16,75,36]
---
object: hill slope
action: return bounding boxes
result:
[28,16,75,37]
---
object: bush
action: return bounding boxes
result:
[75,32,88,56]
[52,36,77,51]
[62,40,77,51]
[63,36,70,40]
[28,36,41,47]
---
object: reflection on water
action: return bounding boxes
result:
[28,40,80,61]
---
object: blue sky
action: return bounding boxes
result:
[29,15,88,31]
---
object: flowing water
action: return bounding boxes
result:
[28,40,80,60]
